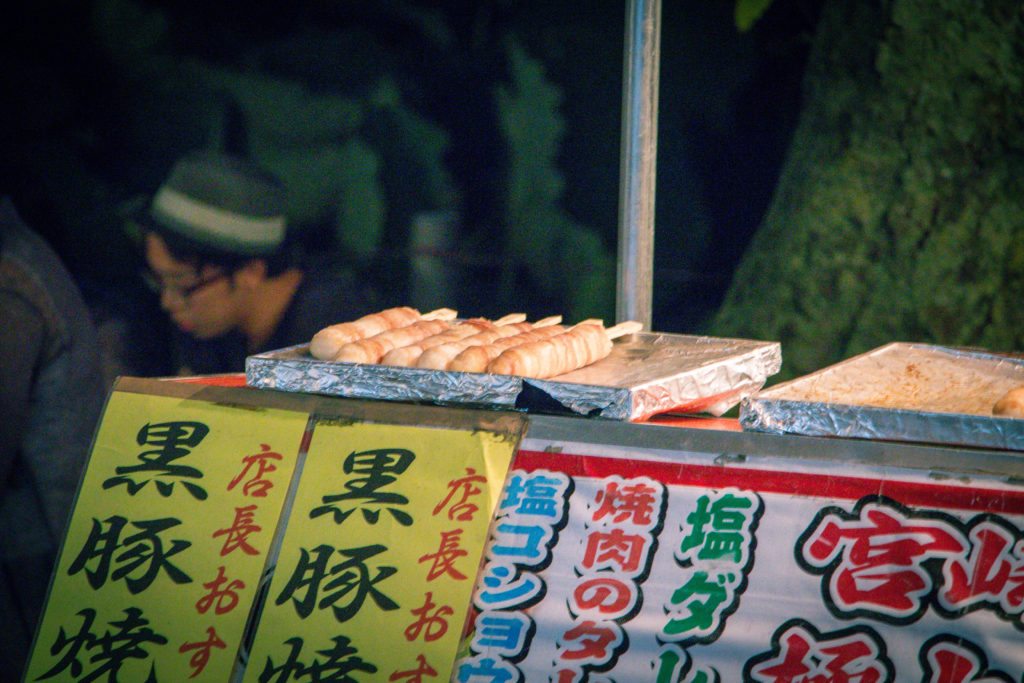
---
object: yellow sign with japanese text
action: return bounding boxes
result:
[242,420,518,682]
[24,390,310,682]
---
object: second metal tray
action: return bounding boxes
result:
[741,342,1024,450]
[246,332,782,422]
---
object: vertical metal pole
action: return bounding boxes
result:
[617,0,661,329]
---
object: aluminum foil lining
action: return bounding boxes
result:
[741,342,1024,450]
[246,332,781,422]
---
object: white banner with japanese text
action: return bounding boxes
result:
[456,438,1024,682]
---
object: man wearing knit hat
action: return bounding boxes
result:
[139,150,378,375]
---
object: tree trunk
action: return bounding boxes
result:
[710,0,1024,380]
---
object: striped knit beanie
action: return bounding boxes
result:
[145,151,286,256]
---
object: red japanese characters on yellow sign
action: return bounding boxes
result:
[25,390,310,682]
[243,420,517,682]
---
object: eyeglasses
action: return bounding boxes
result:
[142,268,228,302]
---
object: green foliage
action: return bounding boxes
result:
[367,79,456,212]
[13,0,618,321]
[712,0,1024,380]
[735,0,775,32]
[496,42,565,294]
[92,0,166,59]
[557,222,617,320]
[86,0,461,279]
[185,59,455,266]
[495,41,615,322]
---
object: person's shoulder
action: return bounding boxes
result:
[0,261,50,334]
[300,258,378,302]
[0,198,86,312]
[0,203,84,350]
[283,259,383,341]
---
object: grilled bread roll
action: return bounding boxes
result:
[993,386,1024,418]
[379,314,525,367]
[416,316,562,370]
[310,306,420,360]
[486,321,641,379]
[449,325,573,373]
[334,318,454,364]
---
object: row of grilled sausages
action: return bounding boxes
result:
[309,307,642,379]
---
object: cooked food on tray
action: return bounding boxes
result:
[309,306,455,360]
[416,316,563,370]
[488,321,642,379]
[333,314,456,364]
[309,308,642,379]
[380,313,526,367]
[993,386,1024,418]
[447,320,591,373]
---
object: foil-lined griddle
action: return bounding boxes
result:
[246,332,781,422]
[741,342,1024,450]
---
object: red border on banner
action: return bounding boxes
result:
[167,373,248,387]
[513,449,1024,515]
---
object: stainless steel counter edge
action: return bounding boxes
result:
[113,376,1024,481]
[523,413,1024,481]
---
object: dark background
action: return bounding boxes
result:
[0,0,823,372]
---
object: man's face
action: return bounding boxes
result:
[144,233,241,339]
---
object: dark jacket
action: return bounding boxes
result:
[0,197,107,676]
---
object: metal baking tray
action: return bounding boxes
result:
[246,332,781,422]
[741,342,1024,450]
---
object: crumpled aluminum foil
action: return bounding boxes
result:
[741,342,1024,450]
[246,332,781,422]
